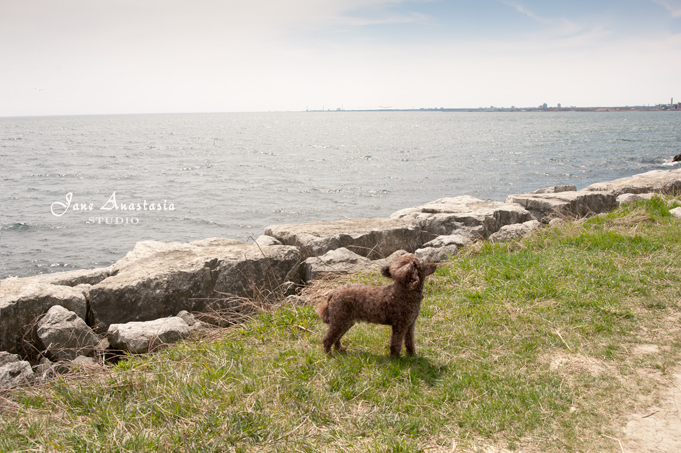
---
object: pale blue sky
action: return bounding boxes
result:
[1,0,680,116]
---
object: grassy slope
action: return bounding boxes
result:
[2,197,681,452]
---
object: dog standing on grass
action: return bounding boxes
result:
[316,255,437,357]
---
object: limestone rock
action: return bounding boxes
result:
[265,218,425,259]
[36,305,100,361]
[107,317,191,354]
[506,190,617,220]
[412,231,470,262]
[88,238,302,332]
[617,193,656,205]
[33,357,57,380]
[585,168,681,196]
[0,351,21,367]
[0,355,34,389]
[177,310,196,326]
[0,278,88,354]
[414,245,459,262]
[531,185,577,194]
[303,247,377,281]
[71,356,98,367]
[371,250,412,269]
[254,235,282,247]
[489,220,541,243]
[549,218,565,227]
[670,207,681,218]
[421,234,471,248]
[31,267,113,287]
[391,195,532,240]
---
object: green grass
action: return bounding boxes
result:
[2,196,681,452]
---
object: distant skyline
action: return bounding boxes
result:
[1,0,680,117]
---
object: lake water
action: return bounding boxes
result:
[1,111,679,279]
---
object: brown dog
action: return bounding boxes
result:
[316,255,437,357]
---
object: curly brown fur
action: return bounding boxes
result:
[316,255,437,357]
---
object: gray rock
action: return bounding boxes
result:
[71,356,98,367]
[36,305,100,362]
[489,220,541,243]
[96,338,110,351]
[0,351,21,367]
[414,245,459,262]
[254,235,282,247]
[670,207,681,218]
[107,317,191,354]
[188,321,213,336]
[0,359,34,389]
[33,357,57,379]
[506,190,617,220]
[265,218,425,259]
[371,250,412,269]
[0,278,88,354]
[585,168,681,196]
[303,247,377,281]
[177,310,196,326]
[31,267,113,287]
[549,218,565,227]
[421,234,471,248]
[616,193,657,205]
[88,238,302,332]
[391,195,532,240]
[531,185,577,194]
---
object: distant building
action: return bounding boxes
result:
[557,103,561,108]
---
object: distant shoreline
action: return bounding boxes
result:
[307,106,681,113]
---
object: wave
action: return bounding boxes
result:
[1,222,67,231]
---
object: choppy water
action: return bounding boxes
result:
[1,111,679,279]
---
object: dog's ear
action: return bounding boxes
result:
[407,267,420,290]
[389,260,420,289]
[424,263,437,277]
[380,265,392,279]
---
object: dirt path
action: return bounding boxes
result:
[621,372,681,452]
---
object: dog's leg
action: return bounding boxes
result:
[405,321,417,355]
[389,325,408,357]
[323,321,353,353]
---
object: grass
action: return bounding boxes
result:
[2,196,681,452]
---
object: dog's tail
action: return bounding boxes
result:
[316,296,331,324]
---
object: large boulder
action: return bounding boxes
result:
[420,234,472,249]
[0,278,88,355]
[413,233,471,263]
[414,245,459,263]
[0,352,34,389]
[303,247,377,281]
[391,195,532,240]
[489,220,541,243]
[88,238,302,332]
[505,190,617,221]
[264,218,425,260]
[36,305,100,362]
[584,169,681,196]
[107,317,190,354]
[31,267,113,287]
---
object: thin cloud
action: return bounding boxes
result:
[651,0,681,17]
[497,0,547,23]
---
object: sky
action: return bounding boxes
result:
[1,0,680,116]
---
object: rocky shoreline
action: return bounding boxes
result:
[2,168,681,389]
